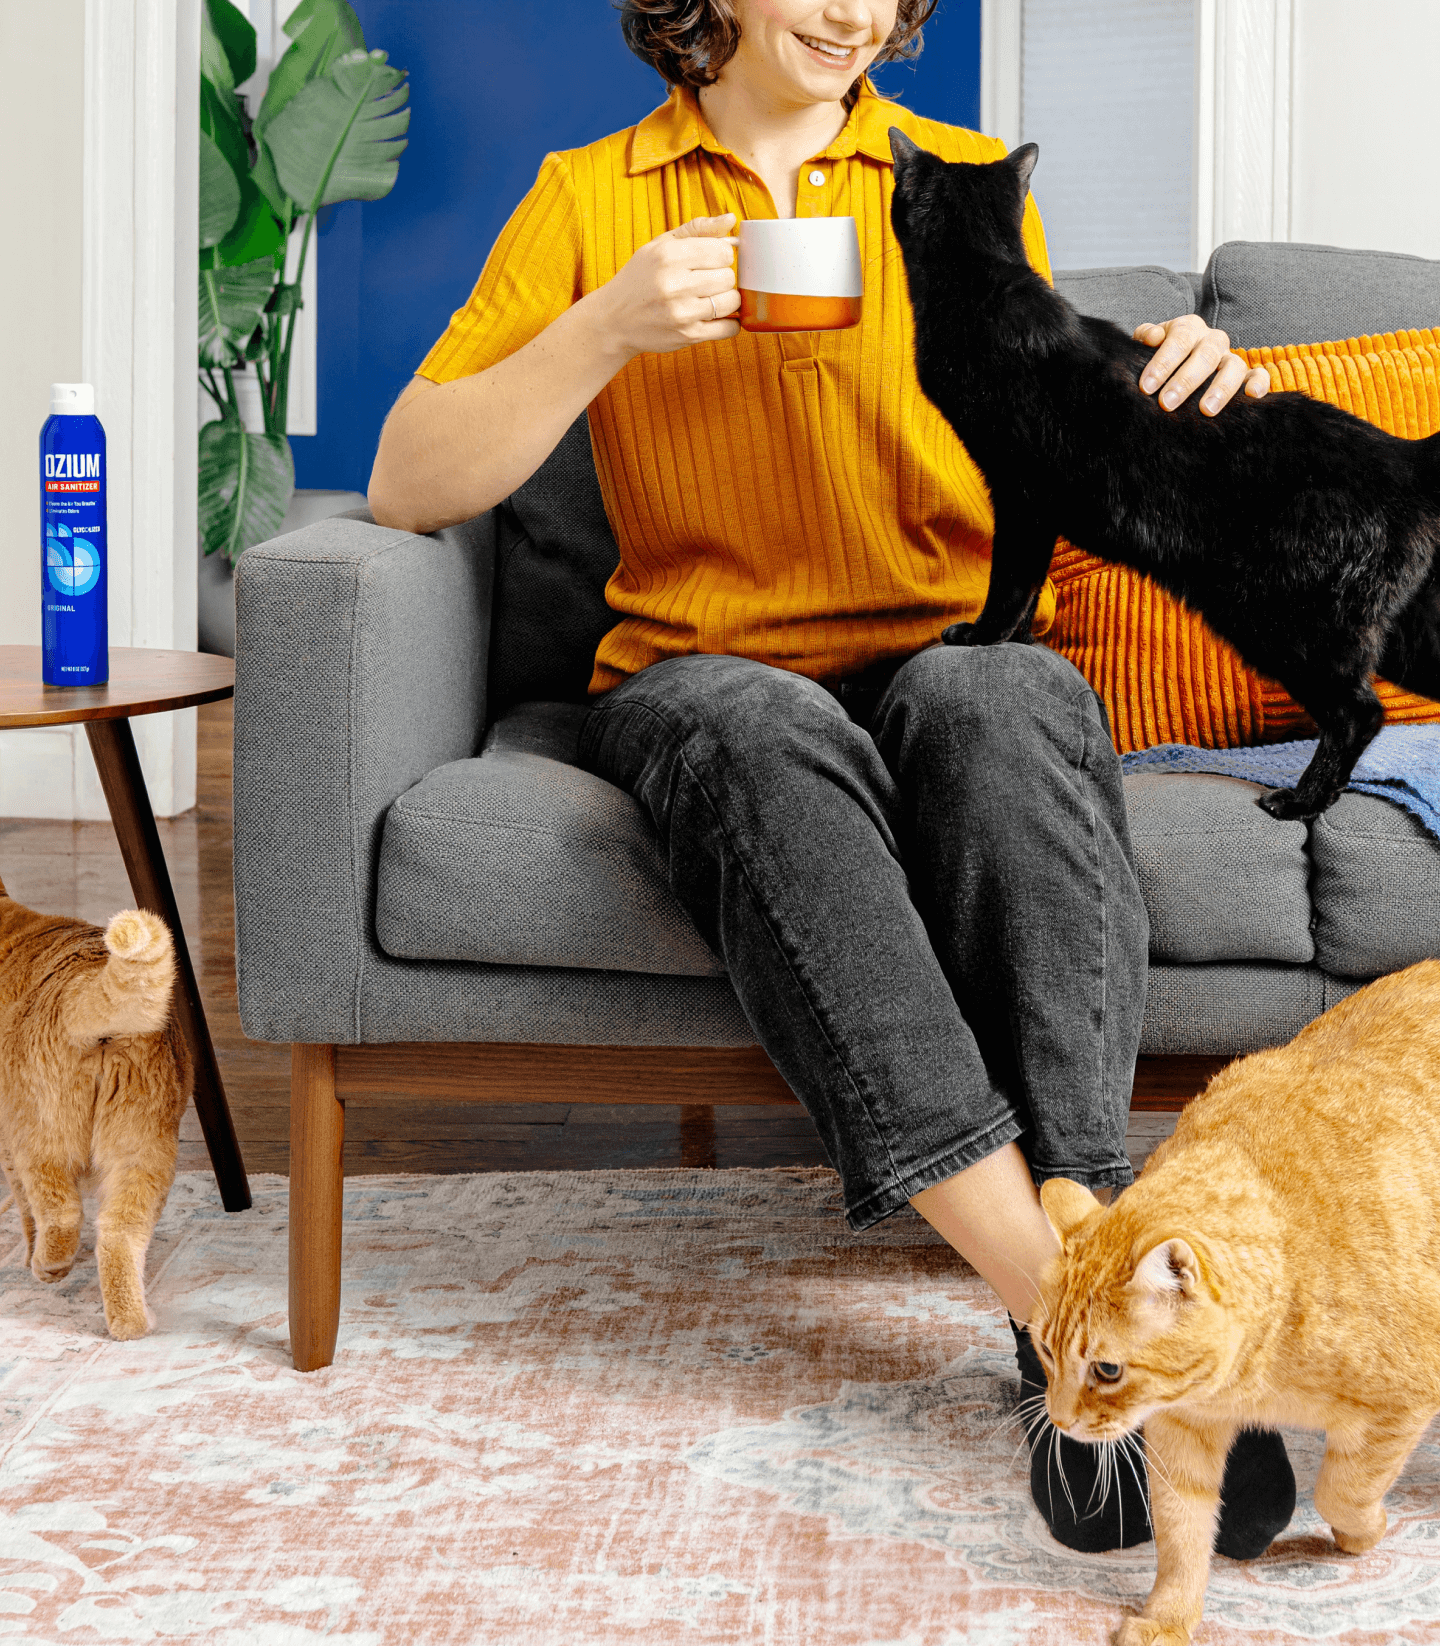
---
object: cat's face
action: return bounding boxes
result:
[1032,1179,1239,1444]
[887,131,1039,296]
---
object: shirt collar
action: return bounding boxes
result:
[627,75,905,176]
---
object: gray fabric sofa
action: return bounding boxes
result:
[233,238,1440,1370]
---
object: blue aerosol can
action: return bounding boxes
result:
[41,382,108,687]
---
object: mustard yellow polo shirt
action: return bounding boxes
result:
[419,77,1056,693]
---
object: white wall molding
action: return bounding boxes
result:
[979,0,1022,149]
[0,0,199,820]
[1193,0,1294,265]
[227,0,317,436]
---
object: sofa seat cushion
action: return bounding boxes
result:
[380,707,1319,977]
[1309,793,1440,978]
[1121,772,1314,964]
[376,701,724,978]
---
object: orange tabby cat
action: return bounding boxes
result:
[1032,958,1440,1645]
[0,879,192,1340]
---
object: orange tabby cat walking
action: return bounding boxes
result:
[0,879,191,1340]
[1033,959,1440,1645]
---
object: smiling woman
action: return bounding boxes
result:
[362,0,1292,1567]
[617,0,937,113]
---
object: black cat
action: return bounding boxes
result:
[887,130,1440,820]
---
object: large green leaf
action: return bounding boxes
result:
[267,51,409,213]
[198,260,276,365]
[199,129,242,249]
[198,420,293,563]
[200,13,233,93]
[212,177,284,267]
[250,137,290,217]
[254,0,364,138]
[202,0,255,90]
[201,74,249,178]
[284,0,364,44]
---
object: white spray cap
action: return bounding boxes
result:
[50,383,95,416]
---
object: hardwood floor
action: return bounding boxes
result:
[0,701,1173,1183]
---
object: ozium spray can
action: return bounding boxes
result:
[41,382,108,686]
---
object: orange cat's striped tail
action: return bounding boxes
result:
[62,909,176,1045]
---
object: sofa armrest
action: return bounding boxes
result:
[232,510,495,1043]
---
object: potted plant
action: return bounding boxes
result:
[197,0,408,651]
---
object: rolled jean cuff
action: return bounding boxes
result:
[1029,1158,1135,1193]
[842,1110,1026,1232]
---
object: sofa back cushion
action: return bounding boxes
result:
[1052,265,1199,331]
[1202,241,1440,348]
[488,412,620,712]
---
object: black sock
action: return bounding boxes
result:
[1009,1318,1295,1558]
[1214,1428,1296,1559]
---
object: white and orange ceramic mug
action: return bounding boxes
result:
[736,216,864,333]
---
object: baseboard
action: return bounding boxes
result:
[0,708,196,819]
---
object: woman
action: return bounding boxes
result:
[369,0,1291,1555]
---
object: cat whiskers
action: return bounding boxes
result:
[994,1389,1050,1443]
[995,1390,1052,1475]
[1092,1435,1126,1541]
[1045,1422,1079,1521]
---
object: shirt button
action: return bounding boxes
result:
[808,169,825,187]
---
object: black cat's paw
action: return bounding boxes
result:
[1257,787,1329,822]
[941,622,979,647]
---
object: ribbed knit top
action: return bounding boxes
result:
[418,78,1056,694]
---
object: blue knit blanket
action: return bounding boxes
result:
[1120,726,1440,842]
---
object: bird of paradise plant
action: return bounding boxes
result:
[198,0,408,561]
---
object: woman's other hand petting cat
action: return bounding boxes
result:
[1134,315,1270,417]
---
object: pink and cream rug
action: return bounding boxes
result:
[3,1167,1440,1644]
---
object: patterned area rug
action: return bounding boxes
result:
[3,1168,1440,1644]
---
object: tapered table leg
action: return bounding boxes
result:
[290,1042,343,1371]
[680,1104,717,1169]
[85,716,251,1211]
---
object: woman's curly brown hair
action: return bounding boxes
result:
[617,1,940,112]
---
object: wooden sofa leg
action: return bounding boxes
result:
[289,1043,343,1372]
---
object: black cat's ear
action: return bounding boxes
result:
[1008,142,1039,194]
[888,126,920,172]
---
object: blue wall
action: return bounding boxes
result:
[291,1,981,494]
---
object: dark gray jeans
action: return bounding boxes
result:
[578,643,1147,1229]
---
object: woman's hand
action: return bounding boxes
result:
[1134,315,1271,416]
[589,212,742,361]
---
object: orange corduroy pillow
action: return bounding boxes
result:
[1042,329,1440,753]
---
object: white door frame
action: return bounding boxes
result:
[1193,0,1294,265]
[979,0,1022,152]
[0,0,199,820]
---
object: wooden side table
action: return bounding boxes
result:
[0,646,250,1211]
